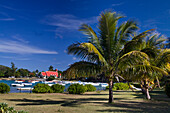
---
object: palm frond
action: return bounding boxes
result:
[98,11,123,60]
[118,20,138,44]
[79,24,103,54]
[155,49,170,70]
[67,42,108,66]
[141,48,158,58]
[65,61,101,78]
[80,43,108,66]
[122,29,155,54]
[118,51,149,70]
[135,65,169,77]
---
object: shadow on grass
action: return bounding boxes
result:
[6,97,126,107]
[84,93,108,96]
[97,90,170,112]
[131,90,170,102]
[6,90,170,112]
[97,101,170,113]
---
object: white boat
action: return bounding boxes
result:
[31,81,39,83]
[15,80,24,83]
[100,83,108,87]
[11,83,24,87]
[22,83,32,86]
[91,83,100,86]
[17,87,33,90]
[84,82,100,86]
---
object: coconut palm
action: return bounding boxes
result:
[120,33,170,99]
[66,11,151,103]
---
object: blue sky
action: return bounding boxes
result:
[0,0,169,71]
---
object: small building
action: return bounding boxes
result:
[41,69,58,79]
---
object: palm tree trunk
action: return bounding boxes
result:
[142,80,151,100]
[141,86,146,95]
[145,87,151,100]
[109,79,113,103]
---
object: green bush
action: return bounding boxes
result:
[32,83,53,93]
[0,103,28,113]
[85,84,96,92]
[47,76,55,81]
[106,86,109,90]
[113,83,129,90]
[105,83,129,90]
[165,83,170,98]
[0,83,10,93]
[51,84,65,93]
[68,84,86,94]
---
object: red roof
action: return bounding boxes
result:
[41,71,58,77]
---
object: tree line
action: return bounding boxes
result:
[0,62,40,78]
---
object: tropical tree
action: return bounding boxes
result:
[66,11,150,103]
[0,71,4,77]
[18,68,30,77]
[48,65,54,71]
[120,33,170,99]
[11,62,17,77]
[35,69,39,73]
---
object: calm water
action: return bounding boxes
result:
[0,80,38,93]
[0,80,106,93]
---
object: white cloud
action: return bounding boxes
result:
[112,2,124,6]
[0,56,30,61]
[0,18,15,21]
[12,34,29,43]
[64,50,67,53]
[143,19,161,28]
[73,57,77,60]
[43,14,97,30]
[0,4,17,10]
[0,39,58,54]
[55,33,63,39]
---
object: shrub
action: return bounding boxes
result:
[51,84,65,93]
[85,84,96,92]
[0,83,10,93]
[47,76,55,81]
[0,103,28,113]
[165,83,170,98]
[113,83,129,90]
[105,83,129,90]
[68,84,86,94]
[106,86,109,90]
[32,83,53,93]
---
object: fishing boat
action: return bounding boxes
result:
[11,83,24,87]
[22,83,32,86]
[15,80,24,83]
[30,80,39,83]
[100,83,108,87]
[17,87,33,90]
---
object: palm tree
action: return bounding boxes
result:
[66,11,150,103]
[121,33,170,99]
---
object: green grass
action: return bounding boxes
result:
[0,90,169,113]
